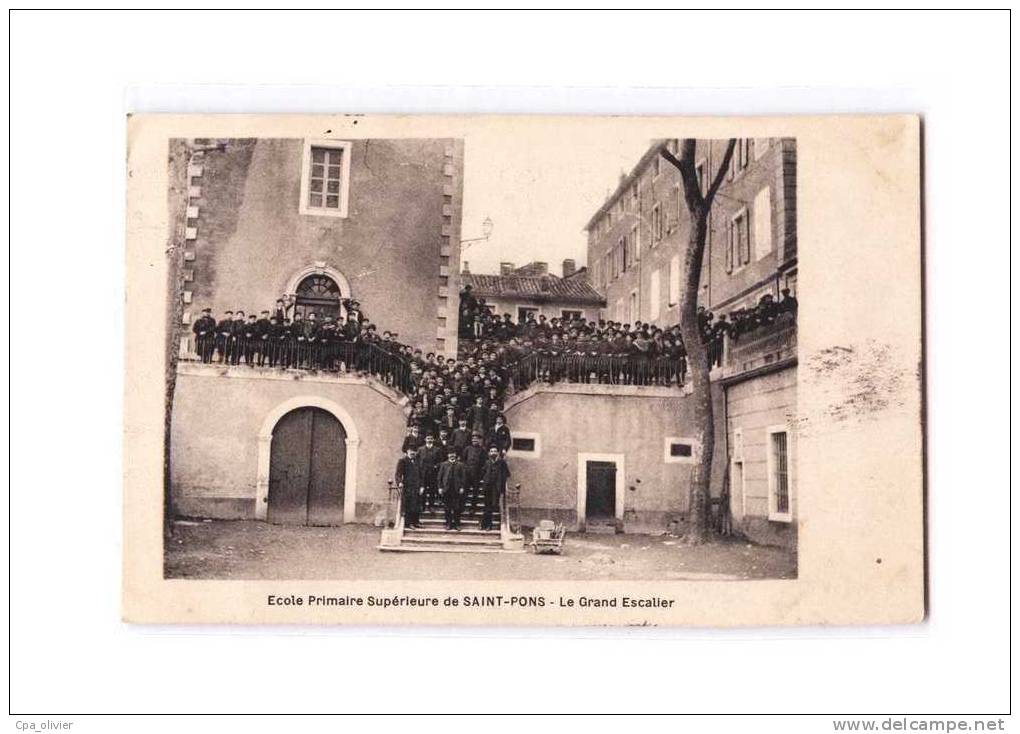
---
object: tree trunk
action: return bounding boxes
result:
[660,138,736,546]
[679,210,713,544]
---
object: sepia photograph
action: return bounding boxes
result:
[160,132,799,583]
[11,8,1010,726]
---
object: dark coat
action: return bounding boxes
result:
[417,444,443,483]
[395,455,424,513]
[463,444,488,482]
[479,457,511,495]
[436,460,469,494]
[489,424,512,453]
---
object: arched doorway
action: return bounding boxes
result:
[294,273,342,320]
[268,407,347,526]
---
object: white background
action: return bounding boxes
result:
[6,9,1014,730]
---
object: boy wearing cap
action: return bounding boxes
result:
[192,308,216,363]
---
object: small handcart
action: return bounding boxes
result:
[530,520,566,554]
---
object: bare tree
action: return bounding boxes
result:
[660,138,736,544]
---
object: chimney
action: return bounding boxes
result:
[534,261,548,275]
[461,261,470,275]
[500,262,515,276]
[562,259,576,278]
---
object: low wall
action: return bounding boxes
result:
[503,383,698,532]
[170,363,407,522]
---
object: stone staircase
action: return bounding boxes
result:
[379,486,524,554]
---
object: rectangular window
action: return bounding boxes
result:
[672,183,681,232]
[620,236,629,272]
[664,437,698,464]
[668,254,680,306]
[728,208,750,272]
[767,428,792,521]
[649,269,661,321]
[517,306,539,323]
[300,140,352,218]
[630,224,640,262]
[651,203,663,244]
[753,186,773,260]
[512,437,536,452]
[509,431,541,459]
[561,309,583,321]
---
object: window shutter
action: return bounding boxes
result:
[726,223,734,273]
[753,187,773,259]
[649,270,661,321]
[741,213,752,265]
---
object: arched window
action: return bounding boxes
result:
[294,274,342,319]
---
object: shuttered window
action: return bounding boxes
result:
[668,255,680,306]
[649,269,661,321]
[753,187,773,260]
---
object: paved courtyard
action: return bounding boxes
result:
[164,520,797,581]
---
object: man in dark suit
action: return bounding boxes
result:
[463,432,488,497]
[488,414,512,456]
[394,447,424,529]
[478,447,511,531]
[254,310,272,366]
[417,434,443,511]
[192,308,216,363]
[437,449,468,530]
[451,418,472,459]
[215,310,234,363]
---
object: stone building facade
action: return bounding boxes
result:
[168,137,464,523]
[586,138,798,549]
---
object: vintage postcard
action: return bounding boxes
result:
[123,114,923,626]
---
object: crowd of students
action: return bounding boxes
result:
[190,284,795,531]
[456,284,798,383]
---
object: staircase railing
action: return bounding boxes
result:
[500,482,523,549]
[381,480,404,547]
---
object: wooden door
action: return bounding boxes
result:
[268,407,346,525]
[307,411,347,525]
[585,460,616,520]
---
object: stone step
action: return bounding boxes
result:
[401,535,503,547]
[404,527,500,537]
[378,544,522,554]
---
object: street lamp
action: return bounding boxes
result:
[462,216,494,249]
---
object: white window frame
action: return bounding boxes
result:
[766,425,793,523]
[649,269,661,321]
[729,206,750,273]
[516,305,539,323]
[508,431,542,460]
[753,186,773,261]
[663,436,699,464]
[299,139,353,218]
[668,254,680,306]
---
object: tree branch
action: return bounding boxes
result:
[661,140,703,213]
[705,139,737,206]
